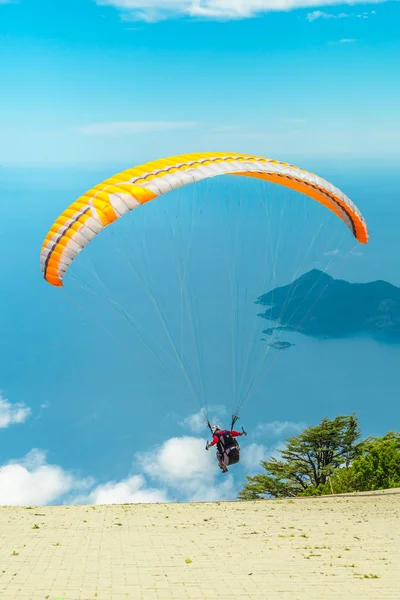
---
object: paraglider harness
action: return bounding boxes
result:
[207,415,246,466]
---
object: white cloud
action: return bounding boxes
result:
[307,9,376,21]
[180,411,205,434]
[80,474,169,504]
[96,1,394,22]
[241,442,283,472]
[78,121,198,136]
[339,38,357,43]
[241,443,267,470]
[0,394,31,428]
[255,420,305,438]
[77,435,237,504]
[180,406,227,434]
[307,10,347,20]
[0,450,92,506]
[137,436,237,501]
[138,436,213,483]
[0,432,239,506]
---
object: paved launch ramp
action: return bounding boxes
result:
[0,490,398,599]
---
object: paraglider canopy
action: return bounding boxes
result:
[41,152,368,288]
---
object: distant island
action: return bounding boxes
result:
[257,269,400,343]
[267,341,295,350]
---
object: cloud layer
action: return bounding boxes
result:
[97,0,393,21]
[0,435,236,505]
[0,406,305,506]
[0,450,91,505]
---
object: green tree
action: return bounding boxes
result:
[300,465,358,496]
[304,432,400,495]
[239,415,362,499]
[352,432,400,491]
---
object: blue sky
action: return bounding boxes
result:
[1,0,400,166]
[0,1,400,505]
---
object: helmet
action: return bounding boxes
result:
[211,425,221,435]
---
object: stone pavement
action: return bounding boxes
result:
[0,490,399,600]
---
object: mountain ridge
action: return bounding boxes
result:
[257,269,400,342]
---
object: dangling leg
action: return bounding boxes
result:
[221,451,229,473]
[216,451,228,472]
[216,451,224,468]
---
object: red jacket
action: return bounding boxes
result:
[209,430,241,448]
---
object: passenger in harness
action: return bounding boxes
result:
[206,425,247,473]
